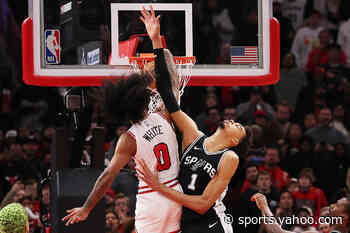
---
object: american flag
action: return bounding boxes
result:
[231,46,258,64]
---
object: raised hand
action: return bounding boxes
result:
[140,6,161,41]
[135,158,162,191]
[251,193,268,211]
[61,207,90,226]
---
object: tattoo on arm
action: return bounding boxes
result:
[83,169,114,211]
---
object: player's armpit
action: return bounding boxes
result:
[198,151,239,214]
[109,133,136,176]
[170,111,202,151]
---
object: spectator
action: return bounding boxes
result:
[275,190,296,231]
[222,106,237,121]
[106,122,130,163]
[292,168,328,221]
[21,138,45,180]
[285,123,303,149]
[319,222,331,233]
[0,140,26,184]
[0,181,24,208]
[240,171,280,233]
[281,0,308,30]
[276,53,307,109]
[294,84,327,124]
[305,107,347,145]
[291,10,323,69]
[287,178,300,193]
[195,92,219,130]
[111,158,138,215]
[283,136,315,178]
[306,29,346,75]
[303,113,317,131]
[290,206,317,232]
[279,123,304,171]
[272,0,295,60]
[236,87,276,125]
[253,109,284,146]
[199,106,221,135]
[331,104,350,143]
[39,183,50,231]
[253,109,268,129]
[104,190,115,209]
[259,145,290,191]
[114,193,133,233]
[275,102,293,138]
[105,209,120,233]
[20,195,41,233]
[240,162,259,193]
[331,167,350,204]
[206,0,234,44]
[23,179,38,205]
[233,5,258,46]
[318,142,350,198]
[338,17,350,65]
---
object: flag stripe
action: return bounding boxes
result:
[231,46,258,64]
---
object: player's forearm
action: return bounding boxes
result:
[152,35,163,49]
[154,48,180,113]
[260,206,294,233]
[82,169,115,212]
[157,184,210,215]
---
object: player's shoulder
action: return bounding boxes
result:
[219,150,239,168]
[217,150,239,177]
[222,150,239,160]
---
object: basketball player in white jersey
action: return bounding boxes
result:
[61,8,184,233]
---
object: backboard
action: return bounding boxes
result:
[22,0,279,86]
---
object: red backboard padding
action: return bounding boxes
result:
[22,18,279,87]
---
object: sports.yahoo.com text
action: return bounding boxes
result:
[238,216,343,228]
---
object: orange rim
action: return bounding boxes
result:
[129,56,196,69]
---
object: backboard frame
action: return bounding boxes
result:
[22,1,279,86]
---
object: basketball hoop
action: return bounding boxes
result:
[129,55,195,114]
[129,56,196,96]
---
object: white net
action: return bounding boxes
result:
[129,56,195,113]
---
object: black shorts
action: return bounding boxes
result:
[181,218,226,233]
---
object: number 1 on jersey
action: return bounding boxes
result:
[154,143,171,171]
[188,173,198,191]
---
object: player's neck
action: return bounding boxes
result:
[205,134,230,153]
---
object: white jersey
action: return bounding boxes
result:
[291,26,323,69]
[127,112,182,233]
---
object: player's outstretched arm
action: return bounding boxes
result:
[140,6,200,149]
[251,193,318,233]
[62,133,135,226]
[137,151,239,214]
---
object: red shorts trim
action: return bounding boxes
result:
[138,181,179,195]
[139,177,178,189]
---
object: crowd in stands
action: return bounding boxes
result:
[1,0,350,232]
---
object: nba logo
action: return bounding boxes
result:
[45,30,61,64]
